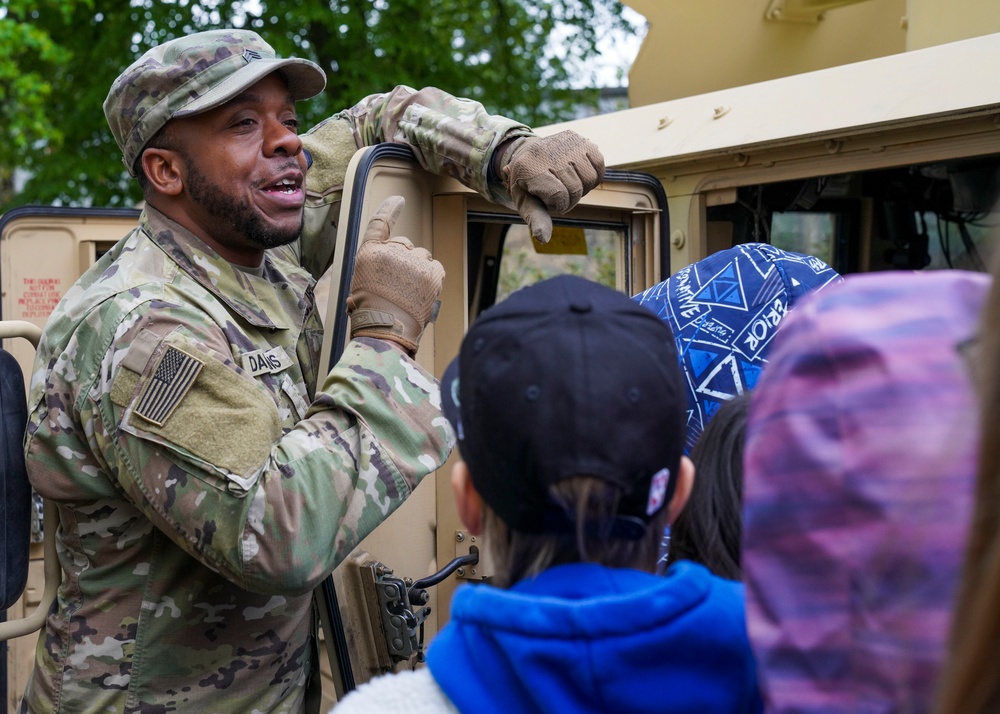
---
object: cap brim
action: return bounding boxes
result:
[174,57,326,118]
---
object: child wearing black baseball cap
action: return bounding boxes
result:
[335,275,762,713]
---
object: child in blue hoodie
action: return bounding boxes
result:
[334,275,762,714]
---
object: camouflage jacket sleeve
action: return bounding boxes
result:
[297,85,534,277]
[335,85,533,202]
[29,303,453,596]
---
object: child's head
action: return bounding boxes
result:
[742,270,988,712]
[633,243,841,453]
[443,275,693,587]
[668,389,751,580]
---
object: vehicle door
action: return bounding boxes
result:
[317,144,669,707]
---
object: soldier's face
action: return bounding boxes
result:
[168,73,308,264]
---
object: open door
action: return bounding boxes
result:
[316,144,669,707]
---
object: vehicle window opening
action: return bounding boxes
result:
[705,154,1000,274]
[467,213,630,318]
[94,241,117,263]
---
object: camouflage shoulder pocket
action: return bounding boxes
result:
[113,328,283,495]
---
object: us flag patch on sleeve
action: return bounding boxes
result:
[134,346,204,426]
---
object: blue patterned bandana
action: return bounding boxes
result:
[633,243,841,453]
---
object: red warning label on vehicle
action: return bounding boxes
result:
[18,277,63,319]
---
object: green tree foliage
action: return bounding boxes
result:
[0,0,89,205]
[1,0,636,210]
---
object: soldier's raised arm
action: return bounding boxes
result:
[298,85,605,277]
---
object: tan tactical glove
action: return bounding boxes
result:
[500,131,606,244]
[347,196,445,354]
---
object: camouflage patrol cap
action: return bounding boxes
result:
[104,29,327,176]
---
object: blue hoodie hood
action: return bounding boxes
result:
[427,560,761,714]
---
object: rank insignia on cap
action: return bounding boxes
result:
[134,346,204,426]
[242,48,263,63]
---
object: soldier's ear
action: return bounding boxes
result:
[141,147,184,197]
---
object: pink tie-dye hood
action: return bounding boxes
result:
[743,270,989,713]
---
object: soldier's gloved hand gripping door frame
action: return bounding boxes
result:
[497,131,605,244]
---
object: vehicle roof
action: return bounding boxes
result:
[538,32,1000,170]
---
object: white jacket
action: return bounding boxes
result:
[333,669,458,714]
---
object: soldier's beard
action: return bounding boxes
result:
[184,161,303,250]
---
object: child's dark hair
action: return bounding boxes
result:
[482,476,670,589]
[667,391,750,580]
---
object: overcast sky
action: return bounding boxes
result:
[591,5,647,87]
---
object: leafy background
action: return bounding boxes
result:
[1,0,638,210]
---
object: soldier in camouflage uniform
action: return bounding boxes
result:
[19,29,605,714]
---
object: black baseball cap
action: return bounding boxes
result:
[442,275,686,540]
